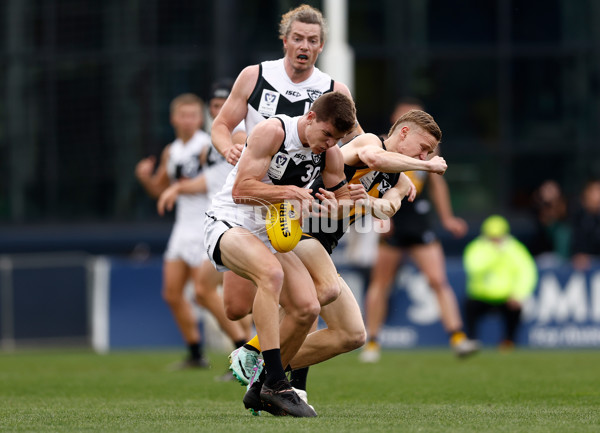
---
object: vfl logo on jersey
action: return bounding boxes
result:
[311,153,322,165]
[258,90,280,117]
[377,179,392,195]
[307,89,323,102]
[268,151,291,180]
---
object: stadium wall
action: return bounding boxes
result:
[2,254,600,351]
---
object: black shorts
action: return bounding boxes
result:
[381,198,438,248]
[301,225,345,255]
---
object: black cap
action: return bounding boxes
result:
[210,79,234,100]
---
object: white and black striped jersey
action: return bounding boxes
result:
[245,58,335,134]
[166,130,211,224]
[208,114,325,225]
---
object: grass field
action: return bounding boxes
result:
[1,348,599,432]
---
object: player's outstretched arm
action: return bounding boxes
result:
[356,138,447,174]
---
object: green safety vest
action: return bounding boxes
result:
[463,236,538,303]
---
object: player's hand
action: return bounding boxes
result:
[286,186,314,219]
[225,143,244,165]
[313,188,336,218]
[427,155,447,175]
[135,156,156,180]
[442,216,468,238]
[157,183,180,216]
[348,183,368,203]
[314,188,354,219]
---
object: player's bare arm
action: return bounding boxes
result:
[349,133,446,174]
[135,146,171,198]
[427,172,468,237]
[156,174,207,216]
[314,145,352,219]
[211,65,259,165]
[375,173,416,218]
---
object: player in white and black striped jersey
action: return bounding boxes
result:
[209,6,362,412]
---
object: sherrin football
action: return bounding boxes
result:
[266,201,303,253]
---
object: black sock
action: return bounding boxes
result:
[243,343,260,353]
[262,348,286,387]
[188,342,202,360]
[234,340,246,349]
[290,367,309,391]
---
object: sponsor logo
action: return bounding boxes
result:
[279,207,291,237]
[285,90,301,97]
[293,153,306,161]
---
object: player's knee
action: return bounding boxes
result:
[331,327,366,354]
[257,266,285,296]
[290,299,321,326]
[194,284,210,307]
[316,280,341,306]
[429,278,450,294]
[224,300,251,321]
[341,326,367,352]
[162,288,183,307]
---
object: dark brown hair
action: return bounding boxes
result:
[310,92,356,134]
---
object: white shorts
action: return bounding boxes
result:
[164,223,207,267]
[204,209,276,272]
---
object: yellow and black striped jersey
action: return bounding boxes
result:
[304,137,401,253]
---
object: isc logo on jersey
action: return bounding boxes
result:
[266,202,302,253]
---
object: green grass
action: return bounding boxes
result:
[1,348,599,432]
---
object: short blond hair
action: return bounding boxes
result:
[388,109,442,143]
[279,4,327,43]
[169,93,204,114]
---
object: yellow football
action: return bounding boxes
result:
[266,202,303,253]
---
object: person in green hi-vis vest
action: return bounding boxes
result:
[463,215,538,350]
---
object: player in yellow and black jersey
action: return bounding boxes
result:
[360,98,479,363]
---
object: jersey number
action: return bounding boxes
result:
[301,165,321,183]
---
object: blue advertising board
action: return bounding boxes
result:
[338,258,600,348]
[101,257,600,350]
